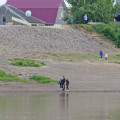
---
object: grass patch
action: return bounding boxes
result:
[26,53,120,65]
[80,24,94,33]
[37,53,120,64]
[9,58,46,67]
[45,53,99,62]
[0,70,29,82]
[30,75,58,84]
[62,53,120,64]
[108,54,120,64]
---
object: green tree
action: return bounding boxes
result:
[91,0,114,23]
[64,0,119,24]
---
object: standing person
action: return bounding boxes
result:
[99,50,103,58]
[66,78,69,90]
[3,16,6,25]
[59,78,62,88]
[105,53,108,60]
[84,14,88,24]
[61,76,66,91]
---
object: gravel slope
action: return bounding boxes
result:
[0,25,116,58]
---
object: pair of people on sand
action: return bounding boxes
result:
[99,50,108,60]
[59,76,69,91]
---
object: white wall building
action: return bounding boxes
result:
[55,0,71,25]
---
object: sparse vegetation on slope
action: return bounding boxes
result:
[33,53,120,64]
[79,22,120,48]
[0,70,28,82]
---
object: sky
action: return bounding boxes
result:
[113,0,116,6]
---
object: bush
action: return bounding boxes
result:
[109,22,120,30]
[81,24,94,32]
[115,28,120,48]
[102,26,115,40]
[82,22,120,48]
[92,23,106,33]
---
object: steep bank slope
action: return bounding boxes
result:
[0,25,117,58]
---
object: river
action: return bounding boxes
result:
[0,92,120,120]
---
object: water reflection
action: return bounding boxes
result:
[0,93,119,120]
[59,92,69,120]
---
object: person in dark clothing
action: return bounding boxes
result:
[3,16,6,25]
[66,78,69,90]
[61,76,66,91]
[59,79,62,88]
[99,50,103,58]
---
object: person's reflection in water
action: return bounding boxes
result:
[59,92,69,120]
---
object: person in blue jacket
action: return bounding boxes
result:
[99,50,103,58]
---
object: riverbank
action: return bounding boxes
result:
[0,25,119,93]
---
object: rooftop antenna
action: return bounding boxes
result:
[25,10,32,22]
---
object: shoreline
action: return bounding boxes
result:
[1,89,120,94]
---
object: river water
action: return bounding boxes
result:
[0,92,120,120]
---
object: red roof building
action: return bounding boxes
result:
[7,0,64,24]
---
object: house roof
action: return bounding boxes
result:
[7,0,62,8]
[6,0,63,24]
